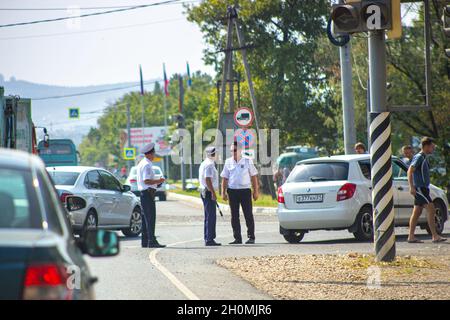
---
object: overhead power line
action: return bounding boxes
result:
[0,0,183,28]
[31,79,162,100]
[0,17,184,41]
[0,1,198,11]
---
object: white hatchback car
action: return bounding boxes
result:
[47,166,142,237]
[277,154,449,243]
[124,165,167,201]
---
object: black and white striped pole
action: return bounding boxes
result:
[368,29,396,262]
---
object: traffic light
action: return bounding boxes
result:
[171,114,185,129]
[443,4,450,58]
[387,0,402,39]
[331,0,394,35]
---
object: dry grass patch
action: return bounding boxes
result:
[217,253,450,300]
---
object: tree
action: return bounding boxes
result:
[186,0,340,152]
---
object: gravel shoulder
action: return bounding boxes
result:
[217,253,450,300]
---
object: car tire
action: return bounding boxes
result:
[82,210,98,238]
[283,231,305,244]
[425,201,446,236]
[122,207,142,237]
[159,193,167,201]
[353,207,374,242]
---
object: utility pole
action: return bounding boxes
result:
[126,103,132,172]
[368,29,396,262]
[163,92,169,180]
[340,42,357,154]
[179,76,186,191]
[338,0,356,155]
[366,78,371,149]
[217,5,276,199]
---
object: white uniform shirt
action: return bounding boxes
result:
[199,158,219,191]
[220,157,258,189]
[136,157,157,191]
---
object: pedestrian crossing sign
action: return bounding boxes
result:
[123,148,136,160]
[69,108,80,119]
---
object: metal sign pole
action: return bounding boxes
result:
[368,29,396,262]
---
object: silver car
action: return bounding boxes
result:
[0,149,119,300]
[125,165,167,201]
[47,166,142,237]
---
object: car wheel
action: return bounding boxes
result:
[283,231,305,244]
[353,207,373,242]
[425,201,446,236]
[122,207,142,237]
[159,193,167,201]
[82,210,98,237]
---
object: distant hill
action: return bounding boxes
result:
[0,74,157,146]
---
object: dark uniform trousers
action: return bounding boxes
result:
[140,188,157,246]
[201,190,217,243]
[227,188,255,242]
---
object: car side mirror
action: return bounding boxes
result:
[122,185,131,192]
[66,196,87,212]
[80,230,120,257]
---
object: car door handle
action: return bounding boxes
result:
[397,186,404,191]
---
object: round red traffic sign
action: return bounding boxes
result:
[234,107,254,128]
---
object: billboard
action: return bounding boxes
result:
[121,127,171,156]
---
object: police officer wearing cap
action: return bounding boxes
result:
[199,146,221,246]
[221,141,259,244]
[136,143,166,248]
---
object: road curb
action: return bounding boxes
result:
[167,192,277,215]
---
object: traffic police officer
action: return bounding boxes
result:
[199,146,221,246]
[221,141,259,244]
[136,143,166,248]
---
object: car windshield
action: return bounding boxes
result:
[153,167,162,176]
[47,171,80,185]
[286,162,349,183]
[0,168,42,229]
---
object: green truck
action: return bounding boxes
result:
[0,86,39,154]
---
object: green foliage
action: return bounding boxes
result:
[78,72,216,169]
[186,0,340,152]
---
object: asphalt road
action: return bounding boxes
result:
[86,196,450,300]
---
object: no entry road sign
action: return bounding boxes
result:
[234,107,254,128]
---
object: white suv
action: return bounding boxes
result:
[277,154,449,243]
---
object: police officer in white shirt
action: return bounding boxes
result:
[221,141,259,244]
[199,146,221,246]
[136,143,166,248]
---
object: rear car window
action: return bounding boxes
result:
[286,162,349,183]
[358,160,371,180]
[153,168,162,175]
[0,168,42,229]
[47,171,80,185]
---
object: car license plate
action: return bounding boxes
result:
[296,194,323,203]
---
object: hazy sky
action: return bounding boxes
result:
[0,0,215,87]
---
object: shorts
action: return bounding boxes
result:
[414,187,432,206]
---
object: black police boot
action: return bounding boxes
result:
[205,240,222,246]
[229,239,242,245]
[148,241,166,248]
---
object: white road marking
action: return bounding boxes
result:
[148,231,273,300]
[149,238,203,300]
